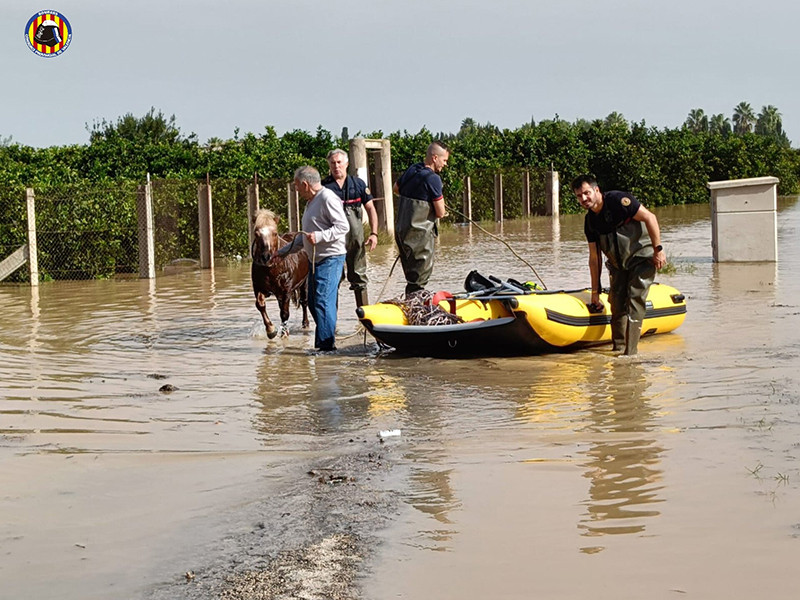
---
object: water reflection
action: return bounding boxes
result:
[27,284,42,361]
[515,355,665,540]
[364,370,408,418]
[252,349,336,437]
[550,216,562,273]
[403,452,460,551]
[712,261,777,298]
[517,356,594,429]
[406,466,460,551]
[577,360,664,538]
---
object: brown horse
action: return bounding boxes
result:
[251,209,310,339]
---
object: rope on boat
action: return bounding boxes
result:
[445,203,548,290]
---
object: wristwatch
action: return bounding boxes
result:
[654,244,663,252]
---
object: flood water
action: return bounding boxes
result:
[2,199,800,599]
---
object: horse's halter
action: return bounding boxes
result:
[252,225,277,266]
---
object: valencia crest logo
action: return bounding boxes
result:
[25,10,72,57]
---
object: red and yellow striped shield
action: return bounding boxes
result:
[25,10,72,57]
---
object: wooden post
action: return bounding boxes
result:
[247,173,260,251]
[26,188,38,286]
[136,177,155,279]
[462,176,472,223]
[198,181,214,269]
[494,173,504,222]
[287,182,300,232]
[522,169,531,217]
[545,169,560,217]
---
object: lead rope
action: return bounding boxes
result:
[338,253,402,345]
[291,229,395,344]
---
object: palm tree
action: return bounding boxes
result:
[709,114,731,136]
[459,117,478,134]
[755,105,781,135]
[684,108,709,133]
[732,102,755,134]
[755,105,790,146]
[604,112,628,129]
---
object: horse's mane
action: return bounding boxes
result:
[253,209,278,230]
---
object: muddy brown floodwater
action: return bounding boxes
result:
[2,199,799,600]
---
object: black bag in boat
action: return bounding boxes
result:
[464,270,500,292]
[464,271,532,295]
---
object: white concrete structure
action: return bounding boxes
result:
[349,137,394,236]
[707,176,779,262]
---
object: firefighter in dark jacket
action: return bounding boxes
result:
[393,141,449,296]
[571,174,666,355]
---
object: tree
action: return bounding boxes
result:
[709,114,731,136]
[685,108,709,133]
[87,107,196,145]
[755,105,790,146]
[459,117,478,135]
[604,112,629,130]
[732,102,755,134]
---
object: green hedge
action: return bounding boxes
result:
[2,114,798,280]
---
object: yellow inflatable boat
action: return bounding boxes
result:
[356,274,686,357]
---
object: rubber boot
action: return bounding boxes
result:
[611,314,628,352]
[624,319,642,356]
[354,289,369,308]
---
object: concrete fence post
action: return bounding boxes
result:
[494,173,504,222]
[350,137,368,188]
[377,139,394,236]
[247,174,260,252]
[136,179,155,279]
[461,176,472,223]
[287,182,300,232]
[349,137,395,236]
[522,169,531,217]
[198,182,214,270]
[545,170,560,217]
[26,188,38,286]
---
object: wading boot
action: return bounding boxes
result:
[354,289,369,308]
[624,319,642,356]
[611,314,628,352]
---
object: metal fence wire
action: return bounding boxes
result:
[1,170,554,283]
[0,177,298,282]
[32,181,140,281]
[0,185,28,282]
[150,178,199,268]
[442,167,549,222]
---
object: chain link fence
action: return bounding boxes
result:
[443,167,549,222]
[1,169,555,283]
[0,177,292,282]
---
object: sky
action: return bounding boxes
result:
[2,0,799,148]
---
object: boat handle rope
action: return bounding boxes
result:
[444,203,548,290]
